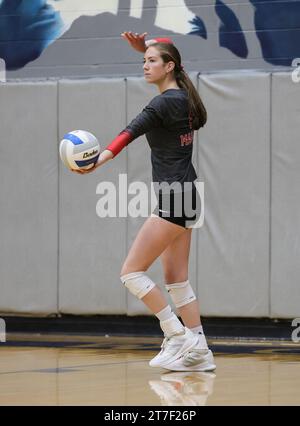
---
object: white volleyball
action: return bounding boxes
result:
[59,130,100,171]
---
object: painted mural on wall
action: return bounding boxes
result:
[0,0,299,76]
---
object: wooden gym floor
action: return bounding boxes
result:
[0,333,300,406]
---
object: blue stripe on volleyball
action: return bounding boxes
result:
[64,133,84,145]
[75,154,100,168]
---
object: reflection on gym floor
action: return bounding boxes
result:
[149,371,216,406]
[0,334,300,405]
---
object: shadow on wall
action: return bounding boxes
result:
[0,0,299,70]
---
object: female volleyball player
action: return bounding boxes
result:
[75,33,215,372]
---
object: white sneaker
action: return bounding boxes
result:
[149,327,198,368]
[163,349,216,372]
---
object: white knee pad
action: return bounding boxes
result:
[120,271,156,299]
[165,280,196,308]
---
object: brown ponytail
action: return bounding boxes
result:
[148,42,207,130]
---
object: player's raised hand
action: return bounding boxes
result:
[121,31,148,53]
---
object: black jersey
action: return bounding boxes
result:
[124,88,197,187]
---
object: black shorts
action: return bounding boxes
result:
[152,182,201,229]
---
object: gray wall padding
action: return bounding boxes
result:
[271,73,300,318]
[0,72,299,319]
[0,82,58,314]
[197,72,271,317]
[58,79,127,314]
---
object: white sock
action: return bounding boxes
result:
[155,305,173,322]
[191,325,204,335]
[156,306,184,337]
[191,325,208,350]
[160,314,185,338]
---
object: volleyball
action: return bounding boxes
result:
[59,130,100,171]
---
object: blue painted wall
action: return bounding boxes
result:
[0,1,299,78]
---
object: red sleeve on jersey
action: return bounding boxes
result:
[105,130,133,157]
[154,37,174,44]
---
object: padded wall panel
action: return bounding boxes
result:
[59,79,127,314]
[197,72,270,316]
[0,82,58,314]
[271,72,300,318]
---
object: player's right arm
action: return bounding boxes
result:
[121,31,148,52]
[121,31,173,52]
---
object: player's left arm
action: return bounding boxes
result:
[74,103,163,175]
[72,149,114,174]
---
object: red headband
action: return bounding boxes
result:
[153,37,174,44]
[146,37,174,47]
